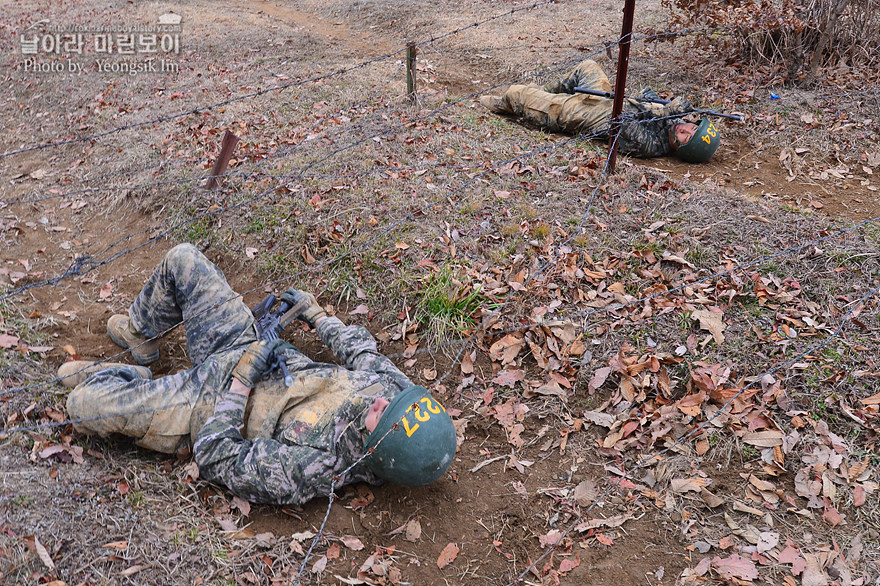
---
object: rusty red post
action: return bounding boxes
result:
[607,0,637,173]
[205,130,240,189]
[406,42,417,104]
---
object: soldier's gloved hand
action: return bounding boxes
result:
[664,96,693,116]
[280,288,327,328]
[232,339,284,388]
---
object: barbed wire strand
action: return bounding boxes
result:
[9,61,406,201]
[4,99,876,395]
[4,37,602,209]
[3,0,792,199]
[0,44,613,301]
[392,212,880,362]
[0,1,557,163]
[435,132,621,385]
[0,133,583,399]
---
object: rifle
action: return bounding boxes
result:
[251,293,309,387]
[573,87,743,121]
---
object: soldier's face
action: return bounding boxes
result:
[672,123,698,147]
[365,397,390,432]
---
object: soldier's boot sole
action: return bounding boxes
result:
[107,314,160,366]
[58,360,152,389]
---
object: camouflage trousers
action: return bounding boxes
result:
[499,60,613,136]
[66,244,257,454]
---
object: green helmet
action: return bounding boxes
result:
[364,386,456,487]
[673,118,720,163]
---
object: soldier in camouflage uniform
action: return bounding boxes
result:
[480,59,711,160]
[63,243,454,505]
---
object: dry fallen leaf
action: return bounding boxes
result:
[460,351,474,375]
[573,479,598,506]
[217,518,238,532]
[823,501,844,526]
[692,309,726,344]
[232,496,251,517]
[404,519,422,542]
[742,430,783,447]
[340,535,365,550]
[588,366,612,393]
[326,543,341,560]
[559,555,580,573]
[311,555,328,574]
[711,554,758,580]
[700,488,724,508]
[437,542,459,568]
[493,368,525,388]
[670,477,708,493]
[25,535,55,570]
[488,334,524,364]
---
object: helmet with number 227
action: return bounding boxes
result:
[364,386,457,487]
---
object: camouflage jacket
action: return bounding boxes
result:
[616,90,693,158]
[193,317,411,505]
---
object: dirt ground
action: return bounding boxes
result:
[1,0,879,585]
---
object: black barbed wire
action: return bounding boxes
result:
[391,212,880,362]
[9,61,406,201]
[433,131,621,386]
[0,44,613,302]
[1,0,814,204]
[3,28,876,400]
[4,36,600,209]
[0,132,584,400]
[16,45,878,212]
[2,76,876,396]
[1,0,855,182]
[507,281,880,584]
[2,4,877,578]
[0,0,558,163]
[14,3,865,213]
[4,160,481,207]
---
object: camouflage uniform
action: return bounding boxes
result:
[66,244,410,505]
[493,60,692,158]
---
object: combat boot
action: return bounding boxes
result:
[58,360,152,389]
[107,314,160,365]
[479,95,506,114]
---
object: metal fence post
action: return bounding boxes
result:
[205,130,240,190]
[608,0,637,173]
[406,42,417,104]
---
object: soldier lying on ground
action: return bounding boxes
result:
[59,243,456,505]
[480,59,720,162]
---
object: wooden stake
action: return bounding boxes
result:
[205,130,240,190]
